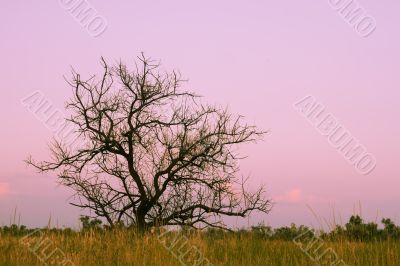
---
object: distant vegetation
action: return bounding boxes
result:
[1,215,400,265]
[2,215,400,241]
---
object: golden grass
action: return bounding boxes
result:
[1,230,399,266]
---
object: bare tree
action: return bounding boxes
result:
[27,54,271,232]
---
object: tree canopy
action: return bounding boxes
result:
[28,54,271,231]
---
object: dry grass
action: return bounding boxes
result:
[0,230,399,265]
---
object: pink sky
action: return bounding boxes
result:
[0,1,399,229]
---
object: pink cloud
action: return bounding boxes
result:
[286,188,302,202]
[0,183,9,195]
[275,188,317,203]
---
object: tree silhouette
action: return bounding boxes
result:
[27,54,271,232]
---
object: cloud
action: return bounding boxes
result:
[0,183,9,195]
[275,188,317,203]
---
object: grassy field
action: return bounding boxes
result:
[1,229,400,266]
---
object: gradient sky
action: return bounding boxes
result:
[0,0,399,229]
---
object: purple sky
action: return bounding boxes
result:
[0,0,399,229]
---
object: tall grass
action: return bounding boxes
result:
[1,229,399,265]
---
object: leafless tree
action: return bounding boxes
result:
[27,54,271,232]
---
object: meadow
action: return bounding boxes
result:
[1,215,400,266]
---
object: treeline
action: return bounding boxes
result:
[1,215,399,241]
[245,215,400,241]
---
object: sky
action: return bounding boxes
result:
[0,0,399,229]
